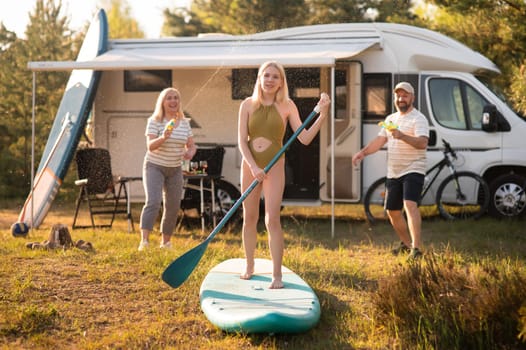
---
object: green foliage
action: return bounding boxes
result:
[421,0,526,116]
[105,0,144,39]
[160,7,206,37]
[1,304,59,337]
[0,0,79,198]
[163,0,309,35]
[306,0,415,24]
[519,303,526,342]
[375,253,526,349]
[161,0,415,36]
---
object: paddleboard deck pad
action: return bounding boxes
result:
[199,258,321,333]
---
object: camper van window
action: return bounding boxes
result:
[232,69,258,99]
[124,70,172,92]
[335,69,347,120]
[232,68,320,100]
[429,78,488,130]
[465,84,488,129]
[363,74,391,120]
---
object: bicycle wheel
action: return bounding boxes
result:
[364,177,389,224]
[436,171,490,220]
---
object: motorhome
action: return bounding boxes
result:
[30,20,526,220]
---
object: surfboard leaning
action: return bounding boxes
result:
[18,9,108,228]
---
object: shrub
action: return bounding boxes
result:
[374,252,526,349]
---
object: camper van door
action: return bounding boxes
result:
[319,62,362,203]
[422,72,502,182]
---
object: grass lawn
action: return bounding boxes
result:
[1,201,525,349]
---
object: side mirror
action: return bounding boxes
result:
[428,130,437,146]
[482,105,498,132]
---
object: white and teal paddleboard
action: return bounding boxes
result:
[18,9,108,228]
[199,258,321,333]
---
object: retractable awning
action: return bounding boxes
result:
[28,37,381,71]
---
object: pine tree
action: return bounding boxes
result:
[419,0,526,116]
[0,0,78,198]
[161,0,415,36]
[105,0,145,39]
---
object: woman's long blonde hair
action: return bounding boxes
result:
[251,61,290,108]
[151,87,184,122]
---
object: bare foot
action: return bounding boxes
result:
[240,264,254,280]
[269,278,284,289]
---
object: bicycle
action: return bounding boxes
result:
[363,140,490,224]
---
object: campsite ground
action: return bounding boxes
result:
[1,202,525,349]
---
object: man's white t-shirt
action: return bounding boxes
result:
[379,109,429,179]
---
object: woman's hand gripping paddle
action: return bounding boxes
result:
[161,105,322,288]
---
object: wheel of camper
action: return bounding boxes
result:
[436,171,490,220]
[201,180,241,227]
[487,173,526,219]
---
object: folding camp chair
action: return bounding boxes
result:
[72,148,140,231]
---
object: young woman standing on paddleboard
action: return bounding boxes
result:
[237,61,330,288]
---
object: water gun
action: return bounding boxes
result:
[165,119,176,132]
[378,121,398,131]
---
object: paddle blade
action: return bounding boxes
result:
[162,240,210,288]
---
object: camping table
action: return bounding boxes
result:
[183,173,220,232]
[117,176,142,233]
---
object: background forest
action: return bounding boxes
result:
[1,0,525,199]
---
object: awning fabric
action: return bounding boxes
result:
[28,37,381,71]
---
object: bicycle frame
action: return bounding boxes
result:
[420,142,457,201]
[364,139,490,222]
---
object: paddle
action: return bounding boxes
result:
[162,104,322,288]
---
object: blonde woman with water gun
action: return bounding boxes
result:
[138,87,196,251]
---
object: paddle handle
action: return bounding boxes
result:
[204,105,321,242]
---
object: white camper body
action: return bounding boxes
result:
[30,22,526,218]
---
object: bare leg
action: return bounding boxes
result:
[404,200,421,249]
[387,209,412,248]
[267,218,284,289]
[240,203,258,279]
[240,161,261,280]
[262,161,285,289]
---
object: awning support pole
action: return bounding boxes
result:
[31,71,36,231]
[330,67,335,239]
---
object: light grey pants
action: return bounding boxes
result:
[140,161,183,235]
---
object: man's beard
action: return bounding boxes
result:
[397,102,409,113]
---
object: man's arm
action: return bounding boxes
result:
[352,135,388,166]
[391,130,428,149]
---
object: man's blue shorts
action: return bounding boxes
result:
[385,173,424,210]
